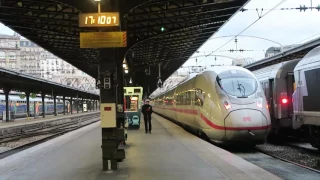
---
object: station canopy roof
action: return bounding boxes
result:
[0,0,248,89]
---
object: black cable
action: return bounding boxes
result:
[198,0,288,64]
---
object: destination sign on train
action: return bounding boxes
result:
[78,12,120,27]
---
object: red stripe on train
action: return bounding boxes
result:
[154,106,271,131]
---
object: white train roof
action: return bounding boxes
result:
[295,45,320,72]
[151,66,256,98]
[252,62,286,81]
[204,65,254,75]
[149,76,186,98]
[252,59,300,81]
[0,94,53,102]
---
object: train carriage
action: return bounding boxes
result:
[0,94,69,120]
[252,59,300,136]
[152,66,271,145]
[293,46,320,149]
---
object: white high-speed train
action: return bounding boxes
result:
[151,66,271,145]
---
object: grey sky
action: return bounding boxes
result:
[0,23,15,36]
[1,0,320,68]
[185,0,320,66]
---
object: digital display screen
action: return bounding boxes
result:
[79,12,120,27]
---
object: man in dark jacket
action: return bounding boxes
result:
[142,99,153,134]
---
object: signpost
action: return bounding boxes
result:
[78,5,126,171]
[80,32,127,48]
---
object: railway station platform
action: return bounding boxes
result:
[0,113,280,180]
[0,111,99,134]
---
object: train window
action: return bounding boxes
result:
[182,92,186,105]
[186,91,190,105]
[178,94,182,106]
[264,82,268,96]
[195,89,204,106]
[178,93,183,106]
[185,91,190,105]
[179,93,185,106]
[164,97,174,106]
[216,70,257,97]
[175,94,180,105]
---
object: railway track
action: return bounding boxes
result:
[0,116,100,159]
[255,145,320,173]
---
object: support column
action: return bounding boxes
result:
[3,88,11,122]
[53,95,57,116]
[81,98,84,113]
[99,0,126,171]
[76,98,79,113]
[100,57,125,170]
[63,96,66,115]
[70,97,73,114]
[26,92,30,120]
[41,93,45,118]
[116,54,125,128]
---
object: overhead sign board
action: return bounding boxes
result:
[78,12,120,27]
[80,32,127,48]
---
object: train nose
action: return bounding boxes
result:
[224,109,270,142]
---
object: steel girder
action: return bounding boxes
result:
[0,68,99,99]
[0,0,248,93]
[124,0,247,85]
[52,75,99,94]
[0,0,100,77]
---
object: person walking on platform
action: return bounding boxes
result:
[142,99,153,134]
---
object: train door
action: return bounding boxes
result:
[286,72,295,117]
[268,79,275,118]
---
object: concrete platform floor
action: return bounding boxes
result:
[0,113,281,180]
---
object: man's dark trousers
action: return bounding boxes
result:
[144,114,152,133]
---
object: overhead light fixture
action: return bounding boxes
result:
[129,77,132,84]
[123,63,127,68]
[124,69,129,74]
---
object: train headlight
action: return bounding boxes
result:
[223,100,231,110]
[257,97,263,108]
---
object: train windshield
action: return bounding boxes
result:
[217,70,257,97]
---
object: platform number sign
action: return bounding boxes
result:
[104,77,111,90]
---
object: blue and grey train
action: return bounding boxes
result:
[0,94,67,120]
